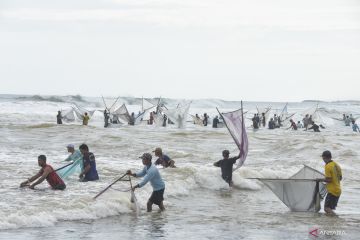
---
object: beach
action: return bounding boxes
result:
[0,95,359,239]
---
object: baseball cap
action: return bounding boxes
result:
[321,150,332,158]
[67,144,75,148]
[139,153,152,161]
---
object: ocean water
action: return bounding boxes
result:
[0,95,359,240]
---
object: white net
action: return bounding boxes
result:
[259,165,327,212]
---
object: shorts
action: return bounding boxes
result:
[222,175,232,185]
[149,188,165,205]
[53,184,66,190]
[325,193,340,210]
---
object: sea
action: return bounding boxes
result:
[0,94,359,240]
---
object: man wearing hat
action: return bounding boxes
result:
[318,150,342,215]
[64,144,83,163]
[153,148,176,168]
[127,153,166,212]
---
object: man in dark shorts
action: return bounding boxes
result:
[214,150,240,187]
[317,150,342,215]
[20,155,66,190]
[127,153,166,212]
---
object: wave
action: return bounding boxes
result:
[16,95,66,103]
[15,94,88,103]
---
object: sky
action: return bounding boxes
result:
[1,0,360,102]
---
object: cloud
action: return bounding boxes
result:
[1,0,360,30]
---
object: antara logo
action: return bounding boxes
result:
[309,228,319,237]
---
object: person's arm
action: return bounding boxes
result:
[137,169,155,188]
[79,153,92,179]
[79,164,91,179]
[20,171,42,187]
[29,167,52,189]
[64,153,73,162]
[214,160,221,167]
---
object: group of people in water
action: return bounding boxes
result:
[20,144,176,212]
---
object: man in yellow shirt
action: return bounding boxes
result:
[318,150,342,215]
[82,112,90,125]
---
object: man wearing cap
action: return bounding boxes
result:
[318,150,342,215]
[126,153,166,212]
[65,144,83,162]
[214,150,240,187]
[154,148,176,168]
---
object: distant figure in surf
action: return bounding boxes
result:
[203,113,209,126]
[212,116,220,128]
[154,147,176,168]
[57,111,63,124]
[162,114,167,127]
[268,118,275,129]
[129,112,135,125]
[307,121,324,132]
[344,116,351,126]
[213,150,240,187]
[317,150,342,215]
[352,120,360,132]
[82,112,90,125]
[127,153,166,212]
[261,112,266,127]
[148,111,154,125]
[296,121,303,129]
[287,119,298,130]
[20,155,66,190]
[104,109,110,128]
[303,114,310,130]
[252,114,259,129]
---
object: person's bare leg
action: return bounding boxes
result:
[147,201,153,212]
[159,201,165,211]
[325,207,336,216]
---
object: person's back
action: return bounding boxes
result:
[268,119,275,129]
[83,113,90,125]
[296,121,303,128]
[212,117,219,128]
[42,164,66,190]
[214,150,239,186]
[57,111,62,124]
[325,161,342,198]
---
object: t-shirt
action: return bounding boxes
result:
[83,152,99,181]
[83,115,90,125]
[135,163,165,191]
[155,154,171,168]
[214,157,238,182]
[325,161,342,197]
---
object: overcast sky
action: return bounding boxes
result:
[1,0,360,101]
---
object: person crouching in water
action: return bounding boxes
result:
[20,155,66,190]
[154,147,176,168]
[214,150,240,187]
[127,153,166,212]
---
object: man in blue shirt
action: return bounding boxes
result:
[127,153,166,212]
[79,144,99,181]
